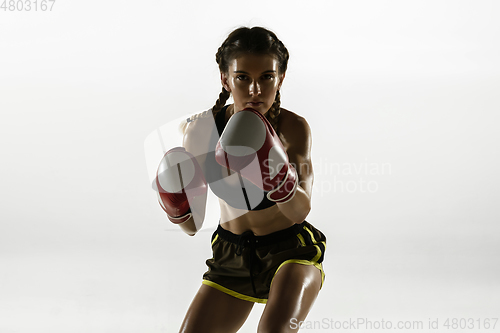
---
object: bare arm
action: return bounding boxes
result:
[277,113,314,223]
[174,116,216,235]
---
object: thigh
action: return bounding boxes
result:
[257,263,322,333]
[179,284,255,333]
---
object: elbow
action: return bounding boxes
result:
[280,198,311,224]
[304,201,312,218]
[177,215,203,236]
[293,190,311,223]
[296,202,311,223]
[278,188,312,223]
[290,211,310,224]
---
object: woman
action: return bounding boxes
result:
[160,26,326,332]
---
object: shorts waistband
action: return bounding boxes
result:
[215,221,306,248]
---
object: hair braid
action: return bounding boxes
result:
[266,90,281,135]
[211,87,230,118]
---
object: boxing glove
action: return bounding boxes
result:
[215,108,298,203]
[156,147,207,223]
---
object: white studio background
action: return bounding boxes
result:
[1,0,499,332]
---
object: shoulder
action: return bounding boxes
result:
[278,108,312,151]
[181,109,213,133]
[183,109,218,136]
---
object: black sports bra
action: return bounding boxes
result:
[205,105,276,211]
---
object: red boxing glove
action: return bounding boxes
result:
[156,147,207,223]
[215,108,298,203]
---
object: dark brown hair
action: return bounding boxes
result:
[212,27,289,135]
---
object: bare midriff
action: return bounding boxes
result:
[219,200,295,236]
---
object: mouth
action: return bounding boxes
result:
[247,102,263,107]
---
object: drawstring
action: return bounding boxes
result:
[215,223,304,298]
[235,231,259,296]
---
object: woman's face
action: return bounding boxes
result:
[221,53,285,115]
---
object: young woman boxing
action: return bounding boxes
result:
[156,26,326,333]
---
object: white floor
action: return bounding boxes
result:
[2,212,499,332]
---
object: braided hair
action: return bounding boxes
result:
[212,27,289,135]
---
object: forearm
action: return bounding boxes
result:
[176,194,207,236]
[276,185,311,223]
[155,146,208,236]
[178,217,197,236]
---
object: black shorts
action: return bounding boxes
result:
[202,221,326,304]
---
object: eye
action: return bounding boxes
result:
[236,75,248,81]
[262,74,274,80]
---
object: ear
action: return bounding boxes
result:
[220,72,231,92]
[278,71,286,90]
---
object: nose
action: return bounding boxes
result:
[249,80,261,96]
